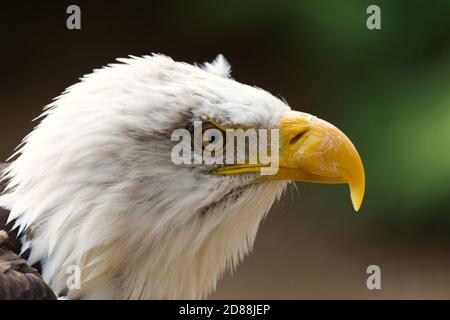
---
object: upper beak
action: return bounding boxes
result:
[272,110,365,211]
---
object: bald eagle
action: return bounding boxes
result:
[0,54,364,299]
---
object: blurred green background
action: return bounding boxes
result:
[0,0,449,298]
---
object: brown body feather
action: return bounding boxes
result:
[0,163,56,300]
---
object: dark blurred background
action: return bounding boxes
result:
[1,0,449,298]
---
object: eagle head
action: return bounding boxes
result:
[0,54,364,299]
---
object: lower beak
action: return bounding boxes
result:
[270,110,365,211]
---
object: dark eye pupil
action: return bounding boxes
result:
[209,136,215,143]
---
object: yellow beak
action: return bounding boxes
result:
[271,110,365,211]
[212,110,365,211]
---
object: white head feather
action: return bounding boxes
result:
[0,54,291,299]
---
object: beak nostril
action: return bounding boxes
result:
[289,130,308,145]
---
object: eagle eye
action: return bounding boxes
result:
[201,121,226,152]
